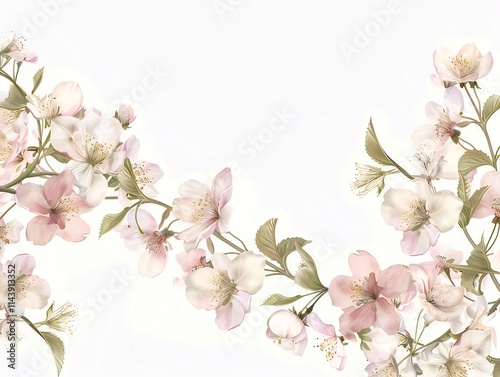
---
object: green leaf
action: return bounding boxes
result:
[45,302,55,320]
[365,119,414,180]
[457,173,471,202]
[458,186,489,228]
[21,316,65,376]
[44,144,71,163]
[255,218,281,263]
[99,206,130,238]
[488,356,500,377]
[32,67,44,94]
[117,158,145,198]
[158,208,171,229]
[206,237,215,254]
[0,84,26,110]
[454,238,497,295]
[262,293,303,306]
[41,332,65,376]
[294,243,325,291]
[365,118,393,166]
[482,95,500,124]
[276,237,311,259]
[458,150,493,176]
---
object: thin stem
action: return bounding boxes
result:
[212,230,245,253]
[0,202,16,220]
[0,186,16,194]
[487,225,500,252]
[462,226,477,248]
[458,137,477,151]
[473,86,482,116]
[27,171,58,178]
[105,196,118,200]
[228,232,249,251]
[145,197,172,210]
[463,85,481,119]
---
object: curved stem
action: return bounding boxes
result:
[462,226,477,248]
[228,232,248,251]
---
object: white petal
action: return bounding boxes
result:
[228,252,265,294]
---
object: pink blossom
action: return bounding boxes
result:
[176,248,207,274]
[419,330,494,376]
[434,43,493,84]
[429,244,463,278]
[173,168,232,245]
[473,170,500,219]
[0,254,50,315]
[381,181,463,255]
[409,262,465,324]
[306,312,346,370]
[0,218,23,257]
[51,111,125,205]
[266,310,307,356]
[185,251,264,330]
[15,170,92,246]
[412,87,463,148]
[0,34,37,63]
[27,81,83,120]
[329,250,412,336]
[122,209,170,278]
[116,136,164,201]
[115,104,136,128]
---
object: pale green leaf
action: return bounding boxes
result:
[41,332,65,376]
[457,173,471,202]
[206,237,215,254]
[45,302,55,320]
[276,237,311,259]
[99,206,130,238]
[482,94,500,124]
[262,293,303,306]
[458,186,489,228]
[294,243,325,291]
[255,218,281,263]
[117,158,145,198]
[365,118,393,166]
[0,84,26,110]
[32,67,44,94]
[458,150,493,176]
[158,208,171,229]
[45,144,71,163]
[488,356,500,377]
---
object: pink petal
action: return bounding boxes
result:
[307,312,335,337]
[50,117,86,160]
[373,298,401,335]
[348,250,380,278]
[400,225,439,255]
[329,275,355,309]
[9,254,36,275]
[185,267,220,310]
[212,168,232,204]
[215,292,250,330]
[117,135,140,161]
[56,216,90,242]
[16,183,50,214]
[126,208,158,234]
[43,170,75,208]
[178,180,208,198]
[229,252,265,294]
[26,216,58,246]
[18,275,51,310]
[378,264,412,298]
[339,302,376,334]
[138,248,167,278]
[51,81,83,116]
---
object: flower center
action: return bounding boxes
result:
[370,362,398,377]
[52,196,78,217]
[16,277,34,301]
[439,358,472,377]
[435,118,455,138]
[209,273,236,307]
[133,162,153,189]
[450,54,474,78]
[315,337,338,362]
[491,198,500,217]
[0,136,12,163]
[85,135,112,166]
[401,199,429,231]
[349,277,375,306]
[146,231,167,253]
[190,193,217,223]
[0,225,9,243]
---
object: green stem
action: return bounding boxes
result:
[228,232,249,251]
[0,202,16,220]
[462,226,477,248]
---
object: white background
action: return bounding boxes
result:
[1,1,500,376]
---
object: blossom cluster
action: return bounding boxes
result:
[0,31,499,377]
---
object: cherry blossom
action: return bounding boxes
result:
[306,312,346,370]
[412,87,463,148]
[409,262,465,324]
[0,218,22,257]
[418,330,494,376]
[434,43,493,84]
[185,251,264,330]
[381,181,463,255]
[50,111,125,205]
[26,81,83,120]
[266,310,307,356]
[173,167,232,245]
[16,170,92,245]
[115,104,136,128]
[329,250,412,336]
[122,208,170,278]
[0,254,50,315]
[473,170,500,220]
